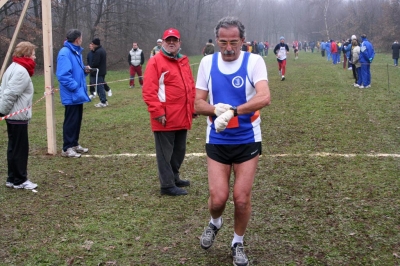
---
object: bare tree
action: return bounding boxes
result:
[0,0,395,71]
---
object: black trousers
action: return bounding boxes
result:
[89,75,110,95]
[351,63,357,83]
[154,130,187,189]
[6,120,29,185]
[63,104,83,152]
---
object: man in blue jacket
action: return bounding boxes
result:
[325,41,331,61]
[56,29,91,158]
[359,34,375,88]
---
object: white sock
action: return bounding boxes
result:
[210,216,222,229]
[232,232,244,247]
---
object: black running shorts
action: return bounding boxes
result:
[205,142,262,165]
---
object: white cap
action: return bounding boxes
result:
[351,35,356,40]
[157,39,162,43]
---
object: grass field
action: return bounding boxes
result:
[0,51,399,265]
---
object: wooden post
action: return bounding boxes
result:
[42,0,57,154]
[0,0,31,79]
[0,0,9,9]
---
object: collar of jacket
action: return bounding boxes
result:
[64,41,83,55]
[93,45,102,51]
[161,46,182,59]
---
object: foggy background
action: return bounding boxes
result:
[0,0,398,70]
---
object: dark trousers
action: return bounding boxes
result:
[63,104,83,152]
[6,120,29,185]
[154,130,187,189]
[90,75,107,103]
[321,50,325,57]
[352,63,357,83]
[89,75,110,95]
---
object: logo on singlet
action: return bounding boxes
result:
[232,76,244,88]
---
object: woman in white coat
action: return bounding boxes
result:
[0,41,38,189]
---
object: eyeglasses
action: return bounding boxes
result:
[218,39,240,47]
[165,37,180,43]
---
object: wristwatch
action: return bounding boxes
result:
[230,106,238,117]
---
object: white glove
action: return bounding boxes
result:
[214,103,232,117]
[214,109,234,133]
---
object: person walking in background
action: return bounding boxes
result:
[142,28,196,196]
[274,36,289,81]
[331,39,338,65]
[0,42,38,189]
[303,40,307,52]
[56,29,90,158]
[251,41,258,54]
[150,39,162,58]
[359,34,375,88]
[349,35,359,82]
[87,41,112,100]
[264,41,269,56]
[391,40,399,66]
[342,39,352,70]
[320,40,326,57]
[258,41,265,56]
[128,42,144,89]
[202,39,215,56]
[309,40,315,53]
[195,16,270,266]
[325,40,331,61]
[292,40,299,59]
[336,40,342,64]
[247,42,252,53]
[351,39,362,88]
[89,38,109,107]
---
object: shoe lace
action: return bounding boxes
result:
[234,245,247,260]
[204,227,215,239]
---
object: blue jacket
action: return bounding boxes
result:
[56,41,90,105]
[320,42,325,51]
[343,42,352,58]
[324,42,331,52]
[359,37,375,63]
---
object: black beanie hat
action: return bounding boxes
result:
[92,38,100,45]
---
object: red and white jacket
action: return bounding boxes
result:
[142,51,196,131]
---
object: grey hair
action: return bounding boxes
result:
[215,17,246,39]
[66,29,82,43]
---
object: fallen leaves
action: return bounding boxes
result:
[82,240,94,251]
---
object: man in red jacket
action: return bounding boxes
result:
[331,39,338,65]
[142,28,196,196]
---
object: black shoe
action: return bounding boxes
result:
[175,179,190,187]
[160,186,188,196]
